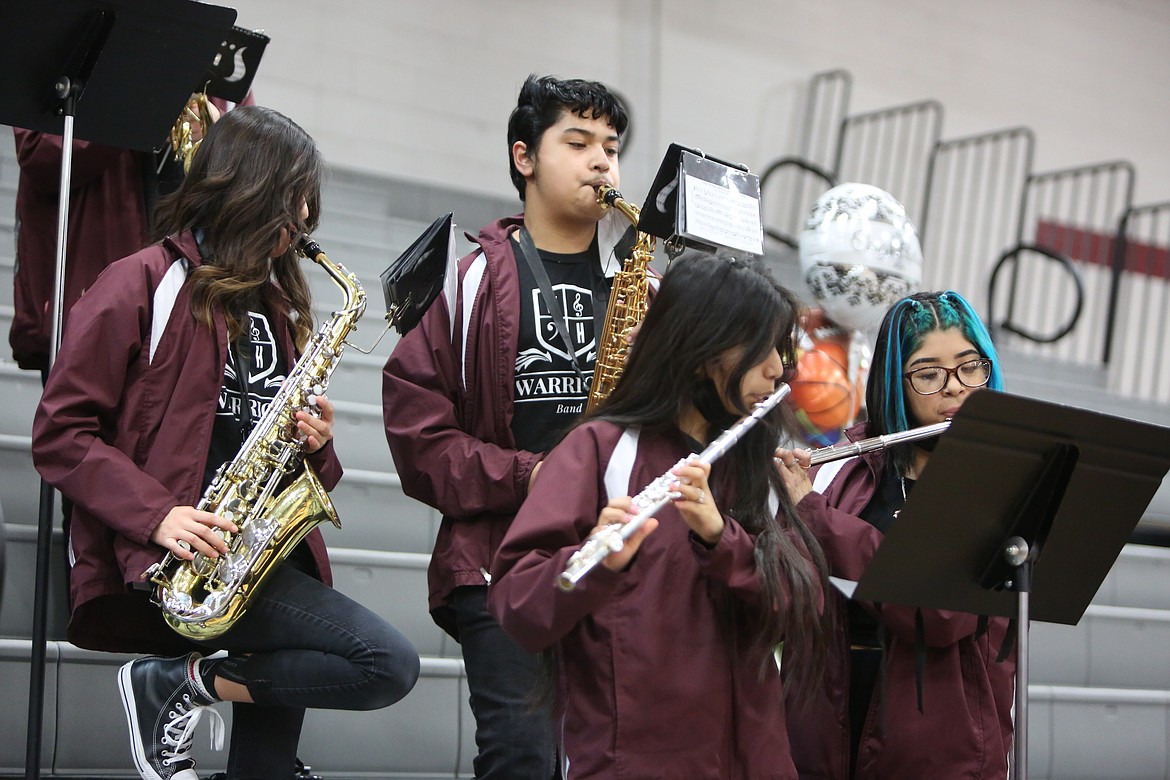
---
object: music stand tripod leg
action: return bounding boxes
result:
[1005,537,1032,780]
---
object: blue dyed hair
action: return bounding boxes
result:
[866,290,1004,474]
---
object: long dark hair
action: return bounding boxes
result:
[866,290,1005,476]
[151,105,324,350]
[507,74,629,201]
[592,254,827,688]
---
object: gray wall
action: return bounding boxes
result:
[230,0,1170,205]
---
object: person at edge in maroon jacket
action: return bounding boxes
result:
[775,290,1016,780]
[487,254,829,780]
[10,94,249,375]
[381,74,637,780]
[32,106,420,780]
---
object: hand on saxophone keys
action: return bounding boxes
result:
[295,392,334,454]
[150,505,238,561]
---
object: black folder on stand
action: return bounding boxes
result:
[854,391,1170,624]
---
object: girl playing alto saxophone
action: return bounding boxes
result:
[32,106,419,780]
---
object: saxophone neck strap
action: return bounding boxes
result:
[232,320,255,438]
[516,227,588,385]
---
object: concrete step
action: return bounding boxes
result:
[329,547,457,660]
[0,526,449,662]
[5,634,1167,780]
[1029,685,1170,779]
[0,359,39,437]
[1096,544,1170,611]
[0,639,474,778]
[0,524,69,640]
[0,434,41,528]
[1031,604,1170,689]
[0,434,437,555]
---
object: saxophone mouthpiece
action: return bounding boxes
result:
[295,233,323,260]
[598,185,622,207]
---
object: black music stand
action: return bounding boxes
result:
[852,391,1170,780]
[0,2,235,777]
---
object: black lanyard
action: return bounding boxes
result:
[515,227,588,386]
[231,319,256,440]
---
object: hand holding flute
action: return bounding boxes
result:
[773,420,954,503]
[558,383,791,590]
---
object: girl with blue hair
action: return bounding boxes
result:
[776,290,1016,780]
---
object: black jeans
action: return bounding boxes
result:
[195,562,421,779]
[450,585,557,780]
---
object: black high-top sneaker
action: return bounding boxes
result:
[118,653,225,780]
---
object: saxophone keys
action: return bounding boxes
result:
[166,590,194,614]
[215,552,249,583]
[191,552,217,577]
[222,497,245,522]
[240,517,275,550]
[201,589,227,614]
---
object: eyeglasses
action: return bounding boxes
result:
[903,358,992,396]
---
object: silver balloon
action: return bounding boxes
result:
[799,183,923,335]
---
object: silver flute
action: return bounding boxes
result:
[557,383,792,591]
[782,420,952,466]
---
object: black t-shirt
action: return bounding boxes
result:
[202,304,289,492]
[509,233,610,454]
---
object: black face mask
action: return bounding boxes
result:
[692,377,737,440]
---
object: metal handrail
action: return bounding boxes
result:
[759,155,838,248]
[988,243,1085,344]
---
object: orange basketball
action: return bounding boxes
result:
[788,346,861,431]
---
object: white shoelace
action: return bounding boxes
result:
[160,694,226,767]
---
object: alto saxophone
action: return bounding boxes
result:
[586,185,656,413]
[147,235,366,641]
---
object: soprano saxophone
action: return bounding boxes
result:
[586,185,656,413]
[559,383,792,590]
[147,235,366,641]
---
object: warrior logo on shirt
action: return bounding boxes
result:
[515,284,596,407]
[219,310,286,421]
[529,284,596,363]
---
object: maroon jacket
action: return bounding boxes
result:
[10,132,150,370]
[382,212,634,638]
[32,231,340,654]
[489,420,819,779]
[10,97,250,371]
[788,424,1015,780]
